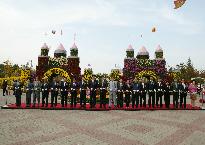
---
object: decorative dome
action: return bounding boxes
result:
[155,45,163,52]
[70,43,78,50]
[41,43,49,50]
[126,44,134,51]
[137,46,149,56]
[54,43,67,54]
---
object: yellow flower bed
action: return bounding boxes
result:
[136,70,157,80]
[43,68,71,82]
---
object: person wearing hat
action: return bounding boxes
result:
[25,79,33,107]
[41,77,49,107]
[132,78,141,108]
[117,78,124,108]
[99,76,108,108]
[156,78,164,108]
[89,75,99,108]
[171,79,180,108]
[60,78,69,107]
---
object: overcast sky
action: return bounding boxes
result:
[0,0,204,74]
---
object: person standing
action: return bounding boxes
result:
[132,78,141,108]
[163,81,172,109]
[60,78,69,107]
[25,79,33,107]
[179,79,188,108]
[140,78,147,107]
[89,76,98,108]
[147,77,156,108]
[124,80,132,108]
[33,77,41,107]
[70,78,78,108]
[41,78,49,107]
[99,77,108,108]
[117,78,124,108]
[2,80,8,96]
[171,79,180,108]
[80,79,87,108]
[50,78,58,107]
[108,77,117,108]
[188,80,198,108]
[155,79,164,108]
[13,79,22,107]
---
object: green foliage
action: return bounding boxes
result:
[70,49,78,56]
[155,52,163,59]
[126,51,134,58]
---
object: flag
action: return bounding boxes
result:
[152,27,156,32]
[174,0,186,9]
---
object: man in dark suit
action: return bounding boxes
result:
[2,80,8,96]
[163,81,172,108]
[25,79,33,107]
[117,78,124,108]
[124,80,132,108]
[147,77,156,108]
[89,76,99,108]
[70,78,78,108]
[50,78,59,107]
[132,78,141,108]
[99,77,108,108]
[179,79,188,108]
[155,78,163,108]
[171,79,180,108]
[41,78,49,107]
[13,79,22,107]
[60,78,69,107]
[80,79,87,108]
[140,78,147,107]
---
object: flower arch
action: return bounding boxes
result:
[43,68,71,82]
[135,70,157,80]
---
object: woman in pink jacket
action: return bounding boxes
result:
[188,80,197,108]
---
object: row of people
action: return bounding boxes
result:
[13,76,202,108]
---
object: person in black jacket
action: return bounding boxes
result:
[155,78,163,108]
[13,79,22,107]
[117,78,124,108]
[25,79,33,107]
[147,77,156,108]
[132,78,141,108]
[124,80,132,108]
[80,79,87,108]
[60,78,69,107]
[50,78,59,107]
[171,79,180,108]
[163,81,172,109]
[70,78,78,108]
[2,80,8,96]
[41,78,49,107]
[99,77,108,108]
[89,76,98,108]
[140,78,147,107]
[179,79,188,108]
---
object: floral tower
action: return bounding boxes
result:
[36,42,81,82]
[123,45,167,81]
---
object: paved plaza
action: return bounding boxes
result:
[0,90,205,145]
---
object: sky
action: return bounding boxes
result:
[0,0,205,74]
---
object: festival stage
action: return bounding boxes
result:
[1,103,202,111]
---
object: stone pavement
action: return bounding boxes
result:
[0,90,205,145]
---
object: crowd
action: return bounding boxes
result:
[2,76,205,109]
